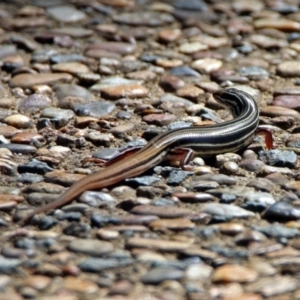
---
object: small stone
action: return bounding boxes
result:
[52,62,90,75]
[63,276,98,293]
[176,85,204,100]
[185,263,213,280]
[11,132,44,145]
[10,73,72,88]
[18,94,52,111]
[179,42,208,54]
[250,34,287,49]
[130,205,192,218]
[201,203,255,221]
[79,258,133,272]
[97,228,119,240]
[149,218,195,230]
[169,65,201,77]
[141,267,184,284]
[254,224,299,239]
[143,114,176,126]
[234,230,267,245]
[258,149,297,168]
[192,58,222,73]
[156,58,183,68]
[242,192,276,212]
[245,276,297,297]
[277,61,300,77]
[126,237,191,252]
[74,101,116,118]
[23,275,51,291]
[260,106,300,119]
[247,178,276,192]
[237,66,269,80]
[4,114,33,129]
[158,28,182,43]
[218,223,245,235]
[239,159,265,172]
[255,18,300,31]
[47,5,87,23]
[212,265,258,283]
[101,83,148,99]
[159,74,185,91]
[88,41,137,55]
[262,201,300,220]
[272,95,300,110]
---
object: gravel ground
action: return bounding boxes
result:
[1,0,300,299]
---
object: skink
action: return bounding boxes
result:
[18,88,265,224]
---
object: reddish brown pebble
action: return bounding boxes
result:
[11,132,44,144]
[159,74,185,91]
[158,29,181,43]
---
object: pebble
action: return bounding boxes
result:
[143,114,176,126]
[0,143,37,154]
[130,205,192,218]
[54,83,95,103]
[272,95,300,110]
[0,256,22,274]
[179,42,208,54]
[192,58,222,73]
[245,276,298,297]
[218,222,245,235]
[141,267,185,284]
[239,159,265,172]
[262,201,300,220]
[79,258,133,272]
[4,114,33,129]
[159,74,185,91]
[258,149,297,168]
[201,203,255,221]
[242,192,275,211]
[62,276,98,294]
[254,224,299,239]
[18,93,52,111]
[68,239,114,257]
[168,65,201,77]
[47,5,87,23]
[247,178,276,193]
[10,73,73,88]
[149,218,195,230]
[51,62,90,75]
[74,101,115,118]
[234,230,267,245]
[101,84,148,99]
[126,237,191,252]
[212,264,258,283]
[237,66,269,80]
